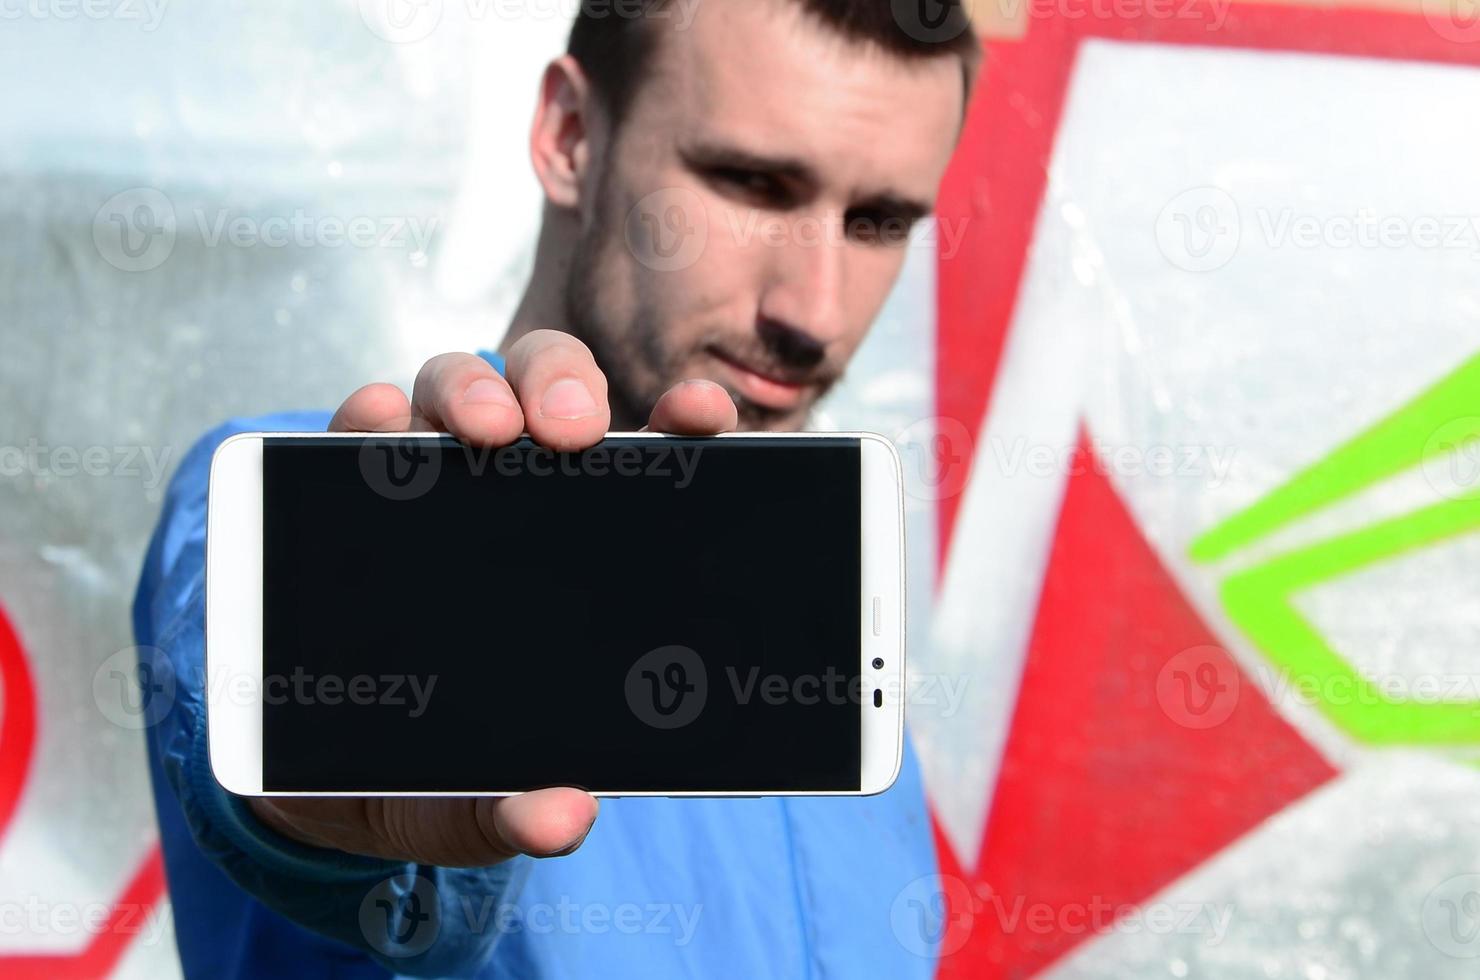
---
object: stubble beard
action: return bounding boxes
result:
[561,180,826,433]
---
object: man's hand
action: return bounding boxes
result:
[247,329,738,867]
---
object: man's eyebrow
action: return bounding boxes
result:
[680,141,818,186]
[682,141,934,217]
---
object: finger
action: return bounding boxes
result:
[643,379,738,435]
[502,330,611,452]
[249,797,386,854]
[251,789,599,868]
[327,383,414,433]
[408,353,526,447]
[385,790,598,866]
[479,788,599,860]
[366,790,598,867]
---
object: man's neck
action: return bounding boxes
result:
[499,217,571,358]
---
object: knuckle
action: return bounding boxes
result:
[418,352,477,391]
[415,352,454,384]
[520,330,598,373]
[530,328,592,355]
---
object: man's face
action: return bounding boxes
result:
[564,0,966,430]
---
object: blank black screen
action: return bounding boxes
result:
[261,436,861,793]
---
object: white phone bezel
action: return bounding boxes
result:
[206,431,905,797]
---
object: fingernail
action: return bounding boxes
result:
[539,378,599,420]
[542,826,593,859]
[463,378,516,408]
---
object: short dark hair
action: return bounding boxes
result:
[568,0,981,125]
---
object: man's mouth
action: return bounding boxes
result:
[705,347,812,411]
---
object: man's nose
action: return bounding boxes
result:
[756,219,850,352]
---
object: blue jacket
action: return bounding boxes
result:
[132,403,941,978]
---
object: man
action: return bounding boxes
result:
[134,0,979,975]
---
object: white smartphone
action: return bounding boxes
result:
[206,432,905,797]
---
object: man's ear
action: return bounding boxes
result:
[530,55,599,210]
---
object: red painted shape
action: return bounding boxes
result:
[0,601,169,977]
[937,438,1337,978]
[0,604,38,841]
[934,18,1077,568]
[935,0,1480,570]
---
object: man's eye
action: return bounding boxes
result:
[709,167,786,205]
[845,209,916,246]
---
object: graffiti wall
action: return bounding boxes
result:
[921,2,1480,976]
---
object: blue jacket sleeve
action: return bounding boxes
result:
[132,406,528,979]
